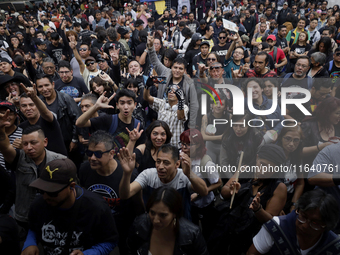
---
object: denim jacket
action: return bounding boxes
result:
[14,149,66,222]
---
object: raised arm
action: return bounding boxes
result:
[147,32,170,76]
[20,83,54,123]
[143,77,155,105]
[70,41,85,74]
[118,147,143,199]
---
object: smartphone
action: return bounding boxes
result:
[153,76,167,84]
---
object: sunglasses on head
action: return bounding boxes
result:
[38,183,70,197]
[85,149,111,158]
[86,61,95,66]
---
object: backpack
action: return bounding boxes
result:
[281,73,313,90]
[108,114,140,135]
[273,46,286,74]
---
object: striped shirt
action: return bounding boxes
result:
[0,127,23,173]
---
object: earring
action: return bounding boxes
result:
[173,218,176,226]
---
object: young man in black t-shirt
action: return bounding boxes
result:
[212,30,232,64]
[324,48,340,95]
[76,89,146,157]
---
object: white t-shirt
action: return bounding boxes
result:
[253,216,321,255]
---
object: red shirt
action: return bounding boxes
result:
[245,69,277,78]
[268,47,286,73]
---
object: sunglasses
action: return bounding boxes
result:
[85,149,111,158]
[210,66,222,70]
[207,58,217,61]
[79,48,88,51]
[86,61,95,66]
[219,36,226,39]
[336,52,340,56]
[38,184,70,197]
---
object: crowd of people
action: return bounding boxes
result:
[1,0,340,254]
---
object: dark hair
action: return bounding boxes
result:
[88,130,114,151]
[124,78,140,94]
[303,97,340,134]
[97,30,107,42]
[162,49,177,66]
[316,36,333,55]
[22,125,45,138]
[276,125,304,167]
[116,89,136,102]
[50,32,59,41]
[180,129,207,159]
[204,24,212,33]
[146,187,183,233]
[181,27,192,38]
[312,78,332,90]
[296,189,339,231]
[58,60,72,70]
[106,27,118,41]
[35,73,53,84]
[242,78,264,97]
[296,55,311,66]
[89,76,112,97]
[173,57,187,68]
[81,93,98,105]
[81,21,89,29]
[157,144,179,162]
[278,25,287,31]
[218,30,228,36]
[179,21,186,27]
[216,16,223,22]
[255,51,270,65]
[207,52,220,62]
[335,47,340,53]
[145,120,172,152]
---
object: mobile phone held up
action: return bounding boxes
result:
[152,76,167,84]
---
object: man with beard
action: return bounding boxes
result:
[281,56,313,92]
[202,25,215,51]
[266,35,288,74]
[251,22,268,54]
[286,18,310,46]
[276,25,290,55]
[193,41,210,77]
[22,158,118,255]
[186,12,200,34]
[212,30,232,63]
[54,61,89,103]
[306,19,321,46]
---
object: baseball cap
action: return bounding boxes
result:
[171,6,176,11]
[35,39,47,46]
[107,43,117,49]
[321,10,327,15]
[241,34,250,42]
[117,27,128,36]
[200,40,210,47]
[85,56,96,63]
[0,74,26,87]
[29,159,77,192]
[192,33,203,41]
[157,25,165,31]
[0,101,16,113]
[283,2,288,5]
[124,3,128,7]
[267,34,276,41]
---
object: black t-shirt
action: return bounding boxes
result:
[184,48,200,77]
[212,43,232,64]
[90,114,146,156]
[79,160,138,223]
[19,116,68,156]
[324,61,340,85]
[290,44,312,64]
[276,36,288,51]
[44,94,59,116]
[160,17,169,27]
[54,76,89,98]
[28,187,118,255]
[169,15,178,30]
[280,77,310,98]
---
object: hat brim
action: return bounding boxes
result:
[0,75,26,87]
[29,178,67,192]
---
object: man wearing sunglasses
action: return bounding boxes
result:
[325,47,340,95]
[212,30,232,64]
[79,131,141,254]
[23,158,118,255]
[248,189,340,255]
[70,43,91,79]
[126,2,137,21]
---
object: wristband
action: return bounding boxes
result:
[333,175,340,186]
[177,100,184,110]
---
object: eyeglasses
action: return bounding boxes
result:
[86,61,95,66]
[296,63,309,68]
[44,66,55,70]
[207,58,217,62]
[178,142,197,148]
[210,66,222,70]
[38,184,70,197]
[219,36,226,39]
[296,210,326,231]
[85,149,111,158]
[58,71,70,74]
[283,136,301,144]
[292,7,297,9]
[79,48,88,51]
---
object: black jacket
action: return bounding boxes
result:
[40,90,81,144]
[127,213,209,255]
[277,8,291,26]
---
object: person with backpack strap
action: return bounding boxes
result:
[76,89,145,158]
[266,35,288,75]
[247,189,340,255]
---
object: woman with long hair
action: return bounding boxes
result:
[308,36,333,63]
[220,112,264,181]
[184,33,202,77]
[301,97,340,166]
[127,187,208,254]
[180,129,222,239]
[89,75,116,114]
[289,31,311,72]
[126,120,172,173]
[276,125,305,214]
